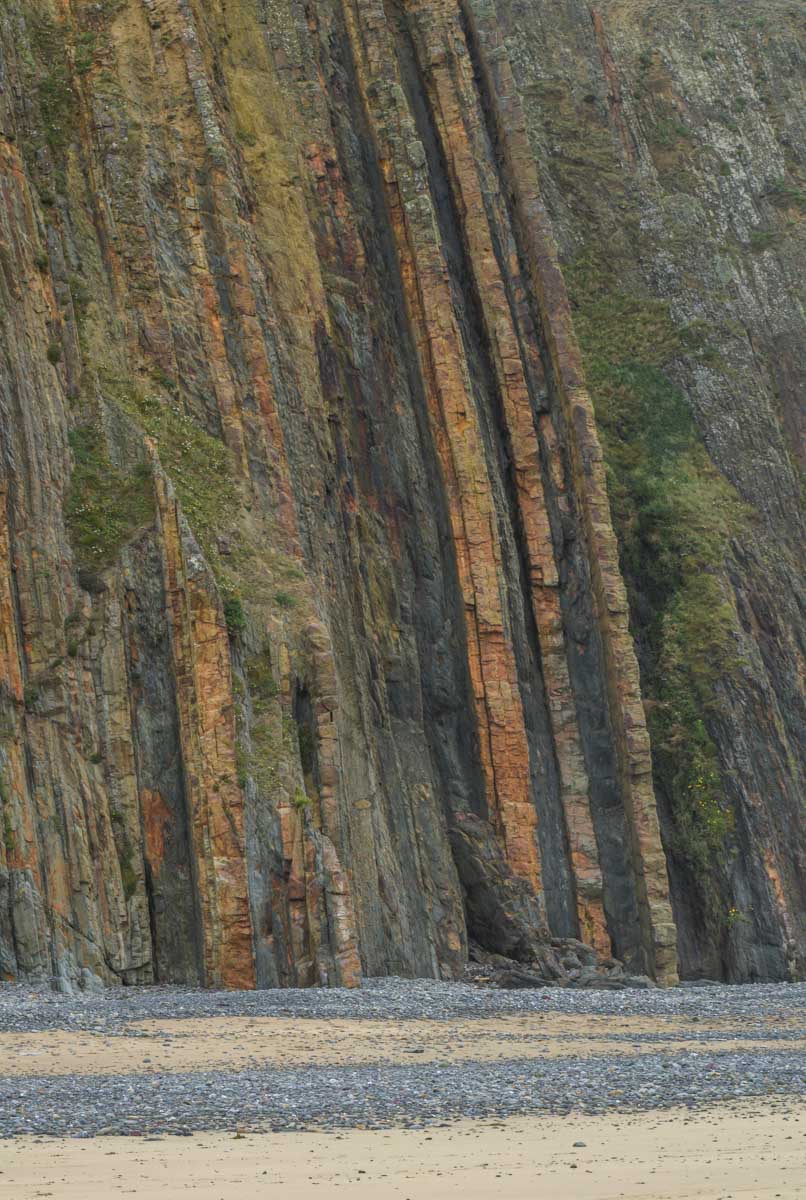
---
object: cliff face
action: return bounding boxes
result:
[0,0,802,991]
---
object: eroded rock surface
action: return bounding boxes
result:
[0,0,802,990]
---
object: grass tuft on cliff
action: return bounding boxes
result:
[105,379,238,574]
[65,425,155,570]
[14,9,78,198]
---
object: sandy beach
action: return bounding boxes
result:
[1,979,804,1197]
[2,1102,803,1199]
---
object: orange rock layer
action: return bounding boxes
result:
[6,0,800,990]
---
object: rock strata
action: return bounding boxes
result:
[0,0,803,989]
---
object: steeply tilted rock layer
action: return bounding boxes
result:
[0,0,803,989]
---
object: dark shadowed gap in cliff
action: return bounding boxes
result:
[384,0,578,939]
[456,1,644,967]
[142,858,159,983]
[293,681,317,788]
[123,537,204,986]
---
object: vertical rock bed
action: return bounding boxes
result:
[0,0,803,992]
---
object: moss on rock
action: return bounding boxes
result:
[567,252,748,919]
[65,424,155,570]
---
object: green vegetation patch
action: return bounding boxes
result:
[17,7,118,199]
[568,253,748,916]
[74,31,97,75]
[118,844,138,899]
[3,810,14,857]
[34,34,76,162]
[246,647,280,709]
[293,787,310,811]
[1,772,14,857]
[531,79,623,196]
[651,116,692,149]
[748,228,779,252]
[235,648,305,805]
[107,380,238,571]
[16,11,80,196]
[65,424,155,569]
[234,646,284,796]
[223,596,246,639]
[766,178,806,211]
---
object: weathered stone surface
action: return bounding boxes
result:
[0,0,802,989]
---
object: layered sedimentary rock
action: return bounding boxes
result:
[0,0,802,990]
